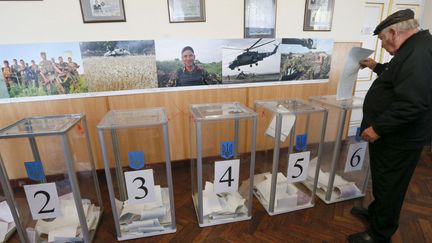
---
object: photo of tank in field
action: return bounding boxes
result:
[80,40,157,92]
[279,38,333,81]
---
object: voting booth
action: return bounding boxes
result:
[0,114,103,242]
[97,108,176,240]
[0,155,19,242]
[309,95,370,204]
[189,102,257,227]
[253,99,327,215]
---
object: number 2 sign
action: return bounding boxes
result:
[214,159,240,193]
[24,183,61,220]
[344,142,368,172]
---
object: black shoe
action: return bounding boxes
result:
[351,206,371,222]
[347,231,377,243]
[347,231,390,243]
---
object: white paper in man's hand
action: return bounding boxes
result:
[336,47,374,100]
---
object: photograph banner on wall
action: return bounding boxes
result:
[79,40,157,92]
[279,38,333,81]
[0,43,85,98]
[155,39,222,87]
[0,37,333,101]
[222,38,281,83]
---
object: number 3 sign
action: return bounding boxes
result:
[124,169,156,204]
[24,183,61,220]
[344,142,368,172]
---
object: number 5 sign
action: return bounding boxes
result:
[24,183,61,220]
[287,151,310,183]
[344,142,368,172]
[214,159,240,194]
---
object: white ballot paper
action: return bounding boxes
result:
[336,47,374,100]
[265,105,296,142]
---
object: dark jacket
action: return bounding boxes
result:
[361,30,432,149]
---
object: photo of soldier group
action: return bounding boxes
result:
[155,39,222,87]
[279,38,333,81]
[0,43,86,98]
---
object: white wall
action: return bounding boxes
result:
[421,0,432,29]
[0,0,364,44]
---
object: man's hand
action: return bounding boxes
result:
[359,58,377,70]
[361,126,380,143]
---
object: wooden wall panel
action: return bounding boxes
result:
[0,42,361,179]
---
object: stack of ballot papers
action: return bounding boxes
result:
[253,172,310,210]
[305,158,362,201]
[201,182,247,221]
[34,193,101,243]
[116,186,171,236]
[0,200,15,243]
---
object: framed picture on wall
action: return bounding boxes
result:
[167,0,206,23]
[244,0,276,38]
[303,0,335,31]
[79,0,126,23]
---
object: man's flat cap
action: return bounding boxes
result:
[373,9,415,35]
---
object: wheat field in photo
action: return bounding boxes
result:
[83,55,157,92]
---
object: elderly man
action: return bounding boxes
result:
[348,9,432,243]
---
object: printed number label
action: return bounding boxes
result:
[24,183,61,220]
[287,151,310,183]
[345,142,368,172]
[124,169,156,204]
[214,159,240,193]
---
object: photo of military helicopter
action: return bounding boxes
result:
[225,38,279,71]
[222,38,281,84]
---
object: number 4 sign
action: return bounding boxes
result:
[214,159,240,194]
[24,183,61,220]
[344,142,368,172]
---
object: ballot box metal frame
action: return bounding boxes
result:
[309,95,370,204]
[0,154,20,242]
[0,114,103,243]
[97,107,176,240]
[253,99,328,215]
[189,102,257,227]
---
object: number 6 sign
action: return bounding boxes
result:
[24,182,61,220]
[344,142,368,172]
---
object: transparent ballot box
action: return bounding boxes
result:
[254,99,327,215]
[97,108,175,240]
[0,114,103,242]
[309,95,369,204]
[0,155,19,242]
[189,102,257,227]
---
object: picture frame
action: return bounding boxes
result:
[167,0,206,23]
[244,0,276,38]
[79,0,126,23]
[303,0,335,31]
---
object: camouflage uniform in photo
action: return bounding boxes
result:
[66,62,80,92]
[39,60,65,94]
[166,65,221,87]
